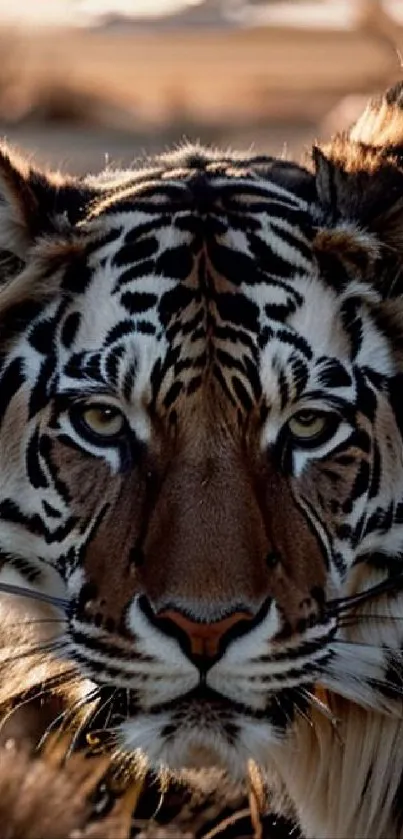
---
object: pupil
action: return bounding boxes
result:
[95,408,116,422]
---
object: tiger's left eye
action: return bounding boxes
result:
[80,405,125,440]
[287,410,334,444]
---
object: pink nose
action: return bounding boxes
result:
[156,609,253,658]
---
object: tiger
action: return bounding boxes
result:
[1,81,403,839]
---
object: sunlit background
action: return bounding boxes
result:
[0,0,402,174]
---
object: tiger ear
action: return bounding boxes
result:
[348,82,403,152]
[314,82,403,218]
[312,147,403,289]
[0,146,43,264]
[312,85,403,292]
[0,144,94,282]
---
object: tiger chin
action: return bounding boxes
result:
[2,83,403,839]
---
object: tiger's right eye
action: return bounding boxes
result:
[286,409,339,449]
[288,411,328,441]
[72,404,126,444]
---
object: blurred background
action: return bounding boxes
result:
[0,0,402,175]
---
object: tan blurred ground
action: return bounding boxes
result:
[0,16,401,174]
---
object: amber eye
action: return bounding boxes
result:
[78,405,125,441]
[288,410,331,443]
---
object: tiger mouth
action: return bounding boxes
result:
[82,682,309,748]
[81,676,326,738]
[126,683,297,718]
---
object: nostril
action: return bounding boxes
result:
[160,610,252,659]
[138,595,271,665]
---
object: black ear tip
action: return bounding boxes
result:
[312,145,326,169]
[385,81,403,108]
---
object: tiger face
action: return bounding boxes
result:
[1,90,403,786]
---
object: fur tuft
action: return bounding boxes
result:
[0,741,97,838]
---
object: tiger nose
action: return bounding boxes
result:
[156,608,253,659]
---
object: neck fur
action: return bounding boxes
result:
[266,577,403,839]
[268,698,402,838]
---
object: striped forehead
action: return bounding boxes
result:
[54,173,386,421]
[65,174,313,339]
[57,176,315,394]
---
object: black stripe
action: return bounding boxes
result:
[26,428,48,489]
[274,329,313,360]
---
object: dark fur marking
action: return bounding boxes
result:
[60,311,81,349]
[215,292,259,332]
[26,428,48,489]
[120,291,158,315]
